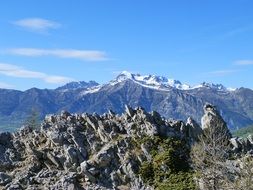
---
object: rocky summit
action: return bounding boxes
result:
[0,104,252,190]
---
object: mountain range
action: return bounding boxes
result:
[0,71,253,131]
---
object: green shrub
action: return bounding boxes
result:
[139,161,154,185]
[138,136,196,190]
[155,172,196,190]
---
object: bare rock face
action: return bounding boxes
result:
[0,107,177,189]
[186,117,202,141]
[0,105,250,189]
[199,104,253,154]
[201,103,232,139]
[230,136,253,154]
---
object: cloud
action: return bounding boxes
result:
[234,60,253,65]
[208,69,237,76]
[13,18,60,33]
[0,82,14,89]
[5,48,108,61]
[0,63,74,84]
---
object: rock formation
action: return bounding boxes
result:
[0,104,252,189]
[201,103,232,139]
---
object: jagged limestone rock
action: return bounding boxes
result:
[201,103,231,139]
[186,117,202,140]
[125,105,135,117]
[0,105,250,189]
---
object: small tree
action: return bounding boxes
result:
[191,123,231,190]
[192,124,253,190]
[25,108,40,129]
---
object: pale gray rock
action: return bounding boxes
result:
[248,134,253,144]
[60,110,71,119]
[201,103,231,139]
[5,183,22,190]
[47,130,64,146]
[95,150,112,167]
[125,105,135,117]
[80,161,97,183]
[230,137,242,152]
[52,172,79,190]
[45,114,56,123]
[0,106,251,190]
[141,143,152,161]
[186,117,202,140]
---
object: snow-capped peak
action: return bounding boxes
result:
[111,71,237,92]
[115,71,134,82]
[60,71,238,96]
[192,82,237,91]
[112,71,191,90]
[227,87,237,91]
[56,81,99,91]
[195,82,226,90]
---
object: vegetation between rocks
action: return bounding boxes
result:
[137,136,196,190]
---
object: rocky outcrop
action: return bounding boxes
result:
[0,105,200,190]
[230,136,253,154]
[200,103,253,155]
[201,103,232,139]
[0,104,252,189]
[186,117,203,142]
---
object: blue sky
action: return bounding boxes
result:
[0,0,253,90]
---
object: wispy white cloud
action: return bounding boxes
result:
[5,48,108,61]
[0,82,14,89]
[0,63,74,84]
[208,69,237,76]
[13,18,60,33]
[43,76,74,84]
[234,60,253,65]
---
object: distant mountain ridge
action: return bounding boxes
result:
[109,71,236,91]
[56,81,99,91]
[0,71,252,131]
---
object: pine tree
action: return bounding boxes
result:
[25,108,40,129]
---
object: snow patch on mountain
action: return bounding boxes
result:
[57,81,99,91]
[227,87,237,91]
[112,71,191,90]
[70,71,237,96]
[110,71,237,92]
[191,82,237,91]
[80,85,103,95]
